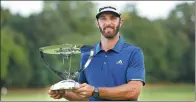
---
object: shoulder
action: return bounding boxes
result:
[122,42,143,54]
[80,45,94,59]
[123,43,145,64]
[80,45,94,53]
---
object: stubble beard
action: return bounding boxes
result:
[98,22,120,39]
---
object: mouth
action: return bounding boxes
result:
[104,27,114,30]
[105,28,113,31]
[103,27,115,33]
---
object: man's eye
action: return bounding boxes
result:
[100,17,106,20]
[111,17,117,20]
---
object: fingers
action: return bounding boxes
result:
[74,84,90,98]
[48,90,55,95]
[53,93,64,99]
[75,83,87,90]
[74,83,87,93]
[79,83,88,88]
[74,83,94,99]
[74,87,84,93]
[48,90,65,99]
[77,91,88,98]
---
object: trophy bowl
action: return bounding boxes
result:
[39,44,94,91]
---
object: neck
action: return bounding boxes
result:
[101,33,120,52]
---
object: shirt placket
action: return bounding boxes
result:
[103,52,108,68]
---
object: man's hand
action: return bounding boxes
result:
[74,83,95,98]
[48,90,65,99]
[48,86,89,101]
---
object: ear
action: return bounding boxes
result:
[120,18,123,27]
[95,20,99,28]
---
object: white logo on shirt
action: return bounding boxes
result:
[116,60,123,65]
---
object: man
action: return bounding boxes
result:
[49,6,145,101]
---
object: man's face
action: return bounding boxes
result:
[97,12,122,39]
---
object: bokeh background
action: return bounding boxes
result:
[1,1,195,101]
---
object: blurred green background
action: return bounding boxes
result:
[1,1,195,101]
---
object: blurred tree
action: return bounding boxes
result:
[161,2,195,82]
[121,2,194,83]
[1,26,32,88]
[121,7,170,82]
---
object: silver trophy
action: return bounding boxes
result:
[39,44,94,91]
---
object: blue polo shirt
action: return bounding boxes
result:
[79,36,145,101]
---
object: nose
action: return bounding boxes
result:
[104,19,112,26]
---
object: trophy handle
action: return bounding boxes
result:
[69,48,94,79]
[78,48,94,72]
[40,51,67,80]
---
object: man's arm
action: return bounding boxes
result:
[98,81,143,100]
[74,80,143,100]
[63,91,88,101]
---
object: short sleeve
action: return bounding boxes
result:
[126,48,145,85]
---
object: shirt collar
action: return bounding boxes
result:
[95,36,125,55]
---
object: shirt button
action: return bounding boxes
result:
[104,62,106,64]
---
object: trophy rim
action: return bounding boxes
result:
[50,79,80,91]
[39,44,84,55]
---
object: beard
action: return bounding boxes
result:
[98,22,120,39]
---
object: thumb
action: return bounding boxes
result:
[79,83,88,88]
